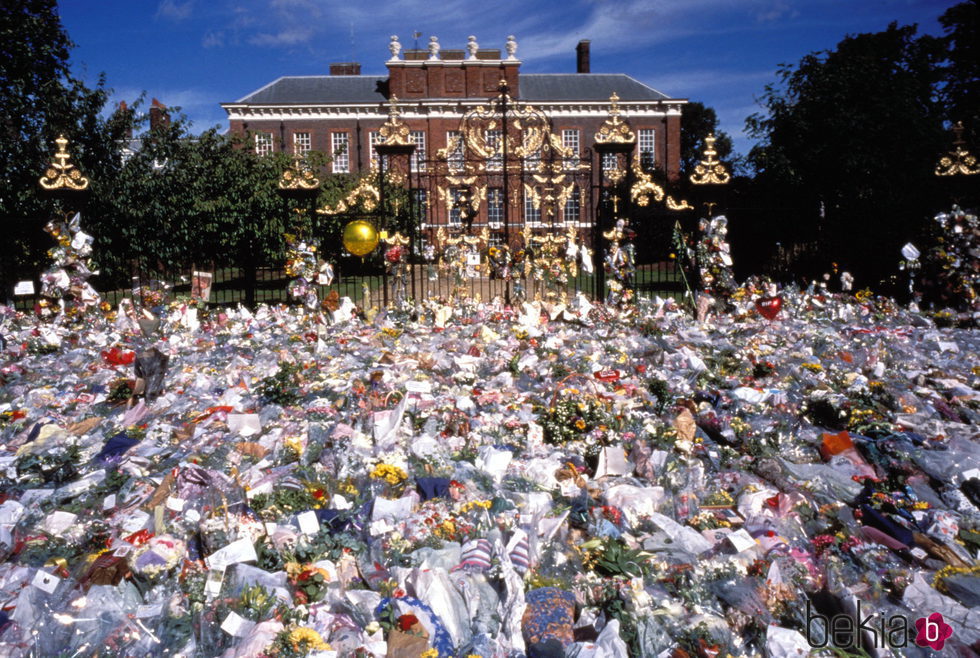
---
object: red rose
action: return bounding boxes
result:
[398,614,419,631]
[386,246,404,264]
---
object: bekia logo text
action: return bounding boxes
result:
[806,602,954,651]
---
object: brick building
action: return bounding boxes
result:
[222,36,686,244]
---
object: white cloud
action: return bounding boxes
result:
[248,27,315,47]
[202,30,225,48]
[640,69,776,99]
[156,0,194,21]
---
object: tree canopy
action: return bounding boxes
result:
[1,1,134,292]
[741,13,974,283]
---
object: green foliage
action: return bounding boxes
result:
[938,2,979,149]
[645,377,672,415]
[0,1,136,291]
[106,378,134,403]
[540,396,609,448]
[257,361,303,407]
[16,442,80,485]
[250,484,316,520]
[588,537,649,579]
[680,101,735,175]
[742,14,969,282]
[93,124,314,286]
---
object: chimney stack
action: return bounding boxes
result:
[576,40,591,73]
[149,98,170,131]
[330,62,362,75]
[117,101,133,139]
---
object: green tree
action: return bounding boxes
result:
[744,22,948,283]
[938,1,979,147]
[0,0,133,296]
[94,110,370,295]
[96,115,308,286]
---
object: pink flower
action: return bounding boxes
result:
[914,613,953,650]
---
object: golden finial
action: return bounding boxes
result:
[690,132,731,185]
[378,94,412,146]
[594,92,635,145]
[935,121,979,177]
[278,156,320,190]
[39,135,89,191]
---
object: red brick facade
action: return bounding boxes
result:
[223,38,685,241]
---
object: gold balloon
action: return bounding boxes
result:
[342,220,379,257]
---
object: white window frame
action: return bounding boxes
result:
[524,188,541,225]
[293,132,312,155]
[412,188,428,227]
[561,129,579,169]
[369,131,382,170]
[488,187,504,227]
[254,132,274,156]
[486,129,502,171]
[331,132,349,173]
[638,129,656,170]
[563,186,580,224]
[410,130,426,172]
[447,130,464,172]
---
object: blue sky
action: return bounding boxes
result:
[60,0,958,155]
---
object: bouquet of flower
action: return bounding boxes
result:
[540,392,612,460]
[385,244,404,265]
[285,562,332,604]
[264,625,332,657]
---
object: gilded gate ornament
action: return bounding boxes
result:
[39,135,89,192]
[378,96,413,147]
[689,133,731,185]
[278,157,320,190]
[594,93,636,145]
[935,121,979,177]
[629,155,692,210]
[317,178,381,214]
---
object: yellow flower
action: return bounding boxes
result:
[574,419,587,430]
[459,500,492,514]
[288,626,330,651]
[420,650,439,658]
[370,463,407,485]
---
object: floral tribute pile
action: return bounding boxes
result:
[0,280,978,657]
